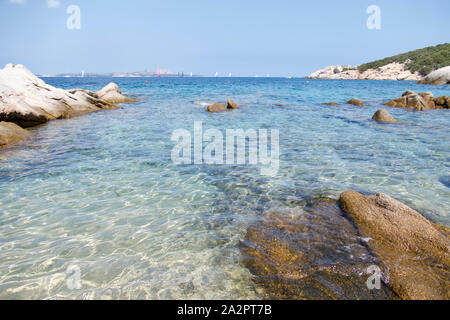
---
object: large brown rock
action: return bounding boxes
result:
[207,102,227,113]
[0,121,29,148]
[346,99,365,106]
[384,91,441,111]
[339,191,450,300]
[372,109,398,123]
[240,199,393,300]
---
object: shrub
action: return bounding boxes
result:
[358,43,450,76]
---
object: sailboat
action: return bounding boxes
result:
[215,72,219,77]
[228,73,232,77]
[81,71,85,78]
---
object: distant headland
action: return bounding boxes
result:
[308,43,450,84]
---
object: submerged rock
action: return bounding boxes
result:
[0,64,135,128]
[418,66,450,85]
[240,199,393,300]
[0,121,29,148]
[347,99,365,106]
[227,98,240,109]
[372,109,398,123]
[439,176,450,188]
[339,191,450,300]
[207,102,227,113]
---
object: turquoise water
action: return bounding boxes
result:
[0,78,449,299]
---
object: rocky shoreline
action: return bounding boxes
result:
[0,64,136,149]
[308,64,450,85]
[307,62,422,81]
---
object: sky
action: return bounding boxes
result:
[0,0,449,76]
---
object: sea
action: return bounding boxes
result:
[0,77,448,299]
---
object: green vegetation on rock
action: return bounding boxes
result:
[358,43,450,76]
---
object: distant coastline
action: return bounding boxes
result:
[39,71,203,78]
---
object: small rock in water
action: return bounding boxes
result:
[325,102,338,106]
[96,82,137,103]
[227,98,240,109]
[346,99,365,106]
[0,121,30,148]
[372,109,398,123]
[207,102,227,113]
[434,96,450,108]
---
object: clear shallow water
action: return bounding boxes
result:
[0,78,449,299]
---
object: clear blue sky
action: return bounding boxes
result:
[0,0,449,76]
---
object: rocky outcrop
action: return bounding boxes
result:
[384,91,449,111]
[418,66,450,85]
[372,110,397,123]
[0,64,133,128]
[227,98,239,109]
[207,102,227,113]
[339,191,450,300]
[0,64,135,148]
[347,99,365,106]
[308,63,422,81]
[0,122,29,149]
[96,82,137,103]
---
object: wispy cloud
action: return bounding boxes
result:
[9,0,26,4]
[46,0,60,8]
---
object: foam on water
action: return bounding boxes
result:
[0,77,449,299]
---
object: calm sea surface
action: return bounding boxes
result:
[0,77,449,299]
